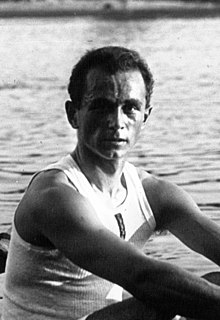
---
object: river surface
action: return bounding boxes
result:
[0,15,220,275]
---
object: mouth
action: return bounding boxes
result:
[102,137,127,145]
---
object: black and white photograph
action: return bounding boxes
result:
[0,1,220,319]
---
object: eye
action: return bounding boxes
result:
[123,101,140,114]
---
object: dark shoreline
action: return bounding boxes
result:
[1,6,220,20]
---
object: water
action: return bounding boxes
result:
[0,16,220,275]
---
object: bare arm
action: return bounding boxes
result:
[19,171,220,319]
[143,175,220,266]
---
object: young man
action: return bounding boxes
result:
[2,46,220,320]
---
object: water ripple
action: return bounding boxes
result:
[0,17,219,272]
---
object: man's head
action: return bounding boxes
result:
[66,47,154,161]
[67,46,154,111]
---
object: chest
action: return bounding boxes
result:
[89,187,153,249]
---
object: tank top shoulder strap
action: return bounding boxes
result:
[44,155,91,193]
[123,162,156,230]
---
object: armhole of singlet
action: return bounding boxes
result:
[26,155,79,192]
[124,163,156,231]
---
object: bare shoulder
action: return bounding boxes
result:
[18,169,94,224]
[137,167,185,200]
[28,169,70,192]
[14,169,85,246]
[137,167,177,204]
[136,168,198,230]
[16,169,70,216]
[137,167,165,195]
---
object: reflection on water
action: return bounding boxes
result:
[0,17,219,274]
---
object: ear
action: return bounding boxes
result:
[142,107,152,128]
[65,100,79,129]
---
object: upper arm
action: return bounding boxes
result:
[141,172,220,266]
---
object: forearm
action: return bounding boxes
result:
[128,257,220,319]
[87,297,175,320]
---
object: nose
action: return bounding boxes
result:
[107,106,125,130]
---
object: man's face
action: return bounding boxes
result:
[76,67,148,161]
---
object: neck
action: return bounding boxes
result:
[71,146,126,198]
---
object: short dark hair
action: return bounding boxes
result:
[67,46,154,110]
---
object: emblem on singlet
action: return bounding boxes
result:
[114,213,126,239]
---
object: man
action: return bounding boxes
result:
[2,46,220,320]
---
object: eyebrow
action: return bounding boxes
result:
[123,98,142,106]
[90,97,142,106]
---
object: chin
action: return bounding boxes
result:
[98,150,127,161]
[85,144,127,161]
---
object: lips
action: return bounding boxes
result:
[103,134,127,142]
[103,137,127,143]
[101,138,127,148]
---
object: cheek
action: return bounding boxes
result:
[130,122,143,141]
[81,114,101,138]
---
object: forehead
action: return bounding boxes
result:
[84,67,146,99]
